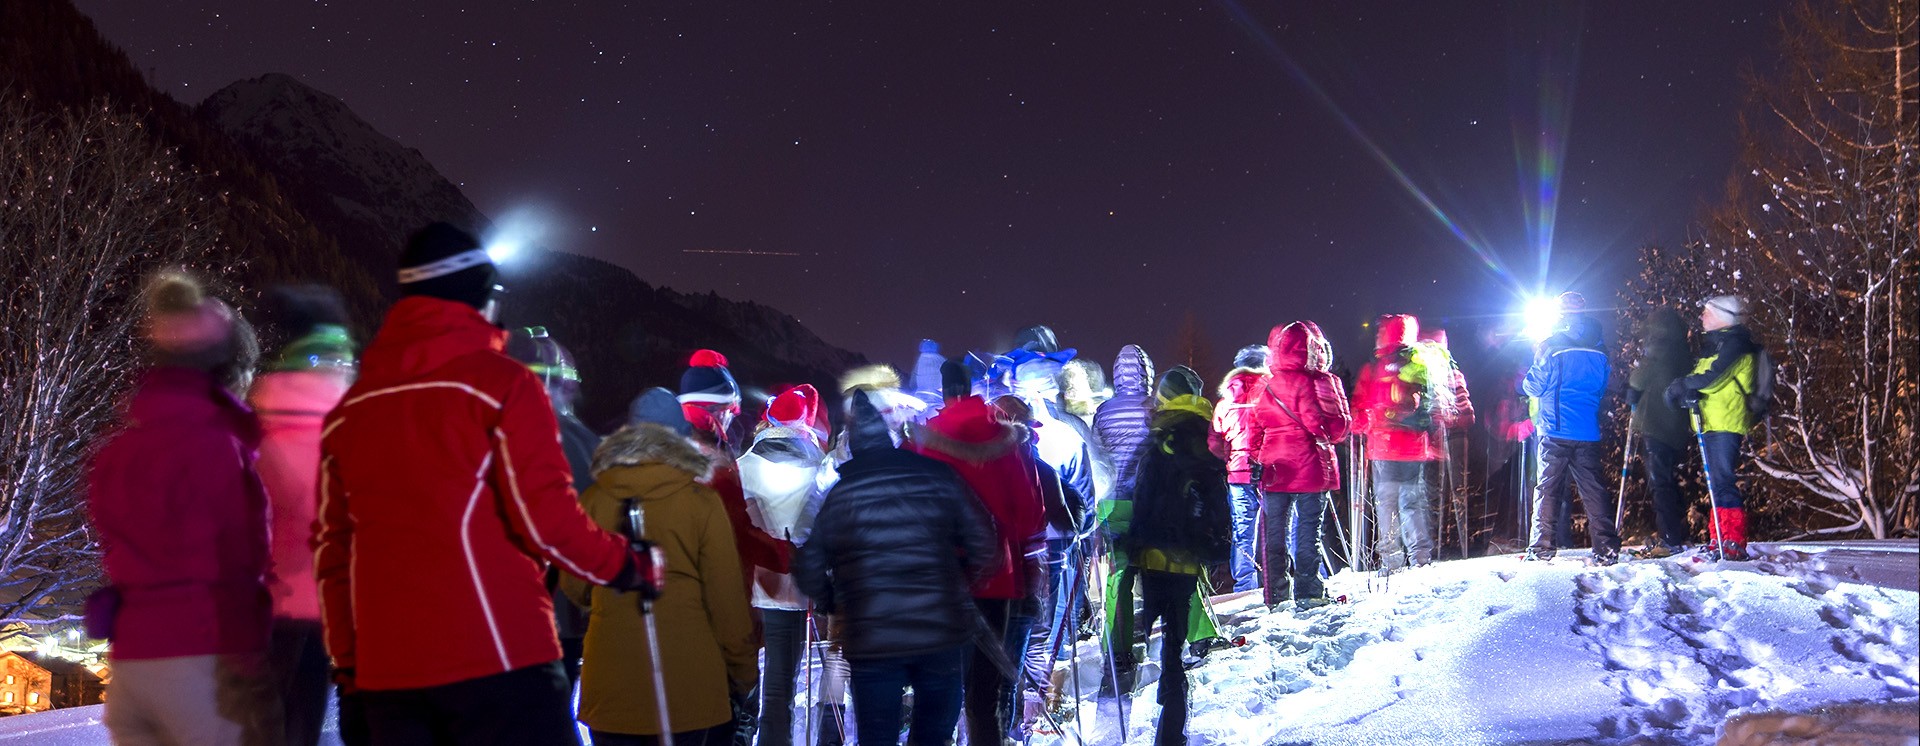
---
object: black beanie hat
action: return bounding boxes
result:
[399,222,496,309]
[940,356,973,400]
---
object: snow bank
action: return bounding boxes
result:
[1042,551,1918,745]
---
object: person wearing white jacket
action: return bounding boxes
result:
[743,385,848,746]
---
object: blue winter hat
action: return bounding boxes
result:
[629,387,691,436]
[919,339,941,355]
[1004,347,1077,383]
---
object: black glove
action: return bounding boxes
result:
[610,543,664,600]
[1247,462,1264,486]
[1663,380,1697,412]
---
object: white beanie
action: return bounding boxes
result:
[1702,295,1748,328]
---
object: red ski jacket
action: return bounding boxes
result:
[1249,322,1353,493]
[1352,315,1435,462]
[319,297,635,691]
[913,396,1047,601]
[1211,367,1268,485]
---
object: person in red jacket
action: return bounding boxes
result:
[251,285,359,746]
[1247,322,1352,607]
[318,223,659,744]
[89,271,272,746]
[913,360,1047,746]
[1211,345,1269,592]
[674,351,793,583]
[1351,314,1438,571]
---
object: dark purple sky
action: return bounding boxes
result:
[76,0,1785,373]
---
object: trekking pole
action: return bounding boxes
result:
[1615,409,1635,531]
[802,604,815,746]
[1690,406,1726,560]
[805,613,848,742]
[623,500,675,746]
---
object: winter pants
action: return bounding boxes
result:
[847,645,967,746]
[268,618,331,746]
[1530,438,1622,557]
[1025,537,1077,700]
[592,723,737,746]
[760,609,806,746]
[1138,570,1198,746]
[965,599,1017,746]
[104,652,274,746]
[1700,432,1745,509]
[1228,483,1263,592]
[359,661,579,746]
[1370,460,1432,570]
[1261,491,1327,605]
[1643,438,1690,548]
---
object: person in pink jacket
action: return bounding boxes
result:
[250,285,358,746]
[87,271,273,745]
[1247,321,1352,608]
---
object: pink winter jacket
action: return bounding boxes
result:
[1249,322,1353,493]
[250,369,351,621]
[88,367,272,660]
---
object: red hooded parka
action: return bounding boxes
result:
[1249,322,1353,492]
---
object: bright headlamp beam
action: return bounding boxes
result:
[1520,296,1563,341]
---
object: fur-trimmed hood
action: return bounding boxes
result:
[914,394,1030,464]
[592,423,712,480]
[1216,366,1268,403]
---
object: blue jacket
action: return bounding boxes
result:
[1522,316,1609,442]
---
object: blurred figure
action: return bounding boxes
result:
[563,407,758,746]
[253,285,358,746]
[836,364,926,455]
[1119,393,1232,746]
[1094,345,1156,488]
[1665,295,1762,561]
[319,223,658,743]
[1629,310,1694,554]
[794,392,998,746]
[676,353,793,599]
[1248,322,1351,608]
[1418,328,1474,556]
[909,339,948,411]
[1212,344,1270,593]
[90,271,272,746]
[1058,358,1108,426]
[508,325,599,692]
[1523,312,1621,564]
[913,363,1048,746]
[1352,314,1439,571]
[741,384,846,746]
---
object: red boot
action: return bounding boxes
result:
[1714,507,1749,561]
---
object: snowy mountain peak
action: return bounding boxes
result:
[198,73,486,257]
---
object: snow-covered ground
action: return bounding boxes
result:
[1043,549,1919,745]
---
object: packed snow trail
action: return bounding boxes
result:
[1036,552,1917,745]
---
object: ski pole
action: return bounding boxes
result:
[1691,406,1726,560]
[802,604,814,746]
[1615,408,1635,531]
[624,499,675,746]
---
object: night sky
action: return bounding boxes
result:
[76,1,1787,375]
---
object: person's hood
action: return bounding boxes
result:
[915,395,1028,463]
[1272,320,1333,373]
[1157,366,1204,400]
[845,389,896,456]
[1156,393,1214,423]
[1110,345,1154,398]
[839,364,902,396]
[1642,309,1689,360]
[1558,314,1604,348]
[249,369,350,432]
[358,297,504,385]
[1012,325,1061,353]
[1216,367,1267,402]
[592,422,712,482]
[1375,314,1419,354]
[628,387,692,436]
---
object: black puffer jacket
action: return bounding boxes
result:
[794,391,999,660]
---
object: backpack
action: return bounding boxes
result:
[1743,346,1775,417]
[1383,345,1441,431]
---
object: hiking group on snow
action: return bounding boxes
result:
[83,222,1773,746]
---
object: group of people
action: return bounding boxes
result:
[84,222,1768,746]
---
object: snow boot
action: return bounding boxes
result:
[1713,507,1749,561]
[1523,549,1555,562]
[1295,596,1335,611]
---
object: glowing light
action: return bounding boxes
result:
[484,205,556,266]
[1520,296,1563,341]
[485,239,522,263]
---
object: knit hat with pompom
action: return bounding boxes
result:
[144,271,237,371]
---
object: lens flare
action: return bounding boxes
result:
[1520,296,1563,341]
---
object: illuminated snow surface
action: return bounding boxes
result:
[1036,550,1918,746]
